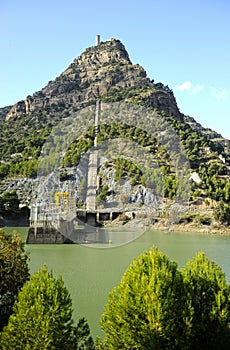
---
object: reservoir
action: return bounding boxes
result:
[6,227,230,339]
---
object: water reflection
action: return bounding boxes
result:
[71,226,145,248]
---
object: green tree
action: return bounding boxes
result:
[100,247,189,350]
[214,201,230,225]
[0,229,29,331]
[2,191,19,210]
[182,252,230,350]
[0,164,10,179]
[0,265,94,350]
[99,247,230,350]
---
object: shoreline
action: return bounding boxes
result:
[150,222,230,235]
[114,216,230,235]
[1,213,229,236]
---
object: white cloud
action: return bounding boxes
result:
[174,81,204,94]
[210,87,230,102]
[174,81,192,91]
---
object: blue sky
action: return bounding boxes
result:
[1,0,230,139]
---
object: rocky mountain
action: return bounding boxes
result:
[1,38,228,147]
[4,38,180,122]
[0,37,230,230]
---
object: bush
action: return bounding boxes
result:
[214,201,230,225]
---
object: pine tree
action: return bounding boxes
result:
[214,200,230,225]
[182,252,230,350]
[0,265,94,350]
[99,247,230,349]
[100,247,190,349]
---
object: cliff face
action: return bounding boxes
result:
[5,38,181,121]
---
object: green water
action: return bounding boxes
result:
[5,227,230,339]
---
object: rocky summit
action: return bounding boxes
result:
[5,38,181,121]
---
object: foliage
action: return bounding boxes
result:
[0,265,95,350]
[165,116,230,203]
[113,157,142,183]
[214,201,230,225]
[0,117,51,179]
[101,85,151,103]
[0,191,19,211]
[100,247,189,349]
[100,247,230,349]
[62,133,94,168]
[194,213,211,225]
[96,185,109,204]
[182,252,230,350]
[179,211,212,226]
[0,229,29,331]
